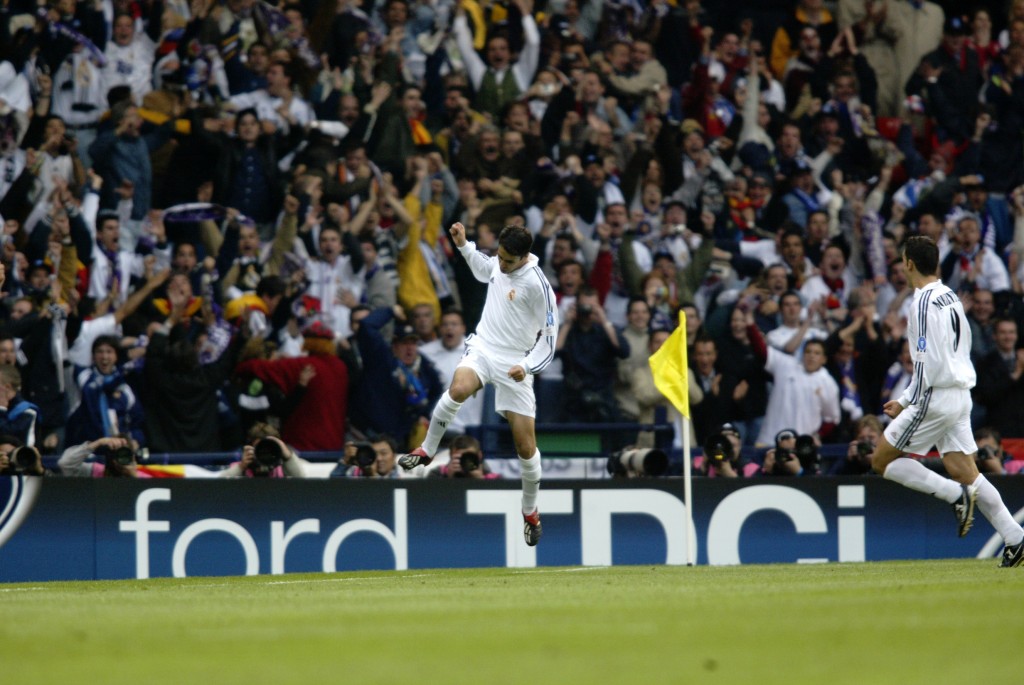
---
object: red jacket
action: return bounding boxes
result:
[236,354,349,451]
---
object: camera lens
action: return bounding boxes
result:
[113,446,135,466]
[353,442,377,469]
[253,439,285,468]
[459,451,480,473]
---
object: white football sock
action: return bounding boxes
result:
[883,458,961,503]
[519,449,542,516]
[421,391,462,456]
[972,474,1024,546]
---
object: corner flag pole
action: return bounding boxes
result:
[679,313,695,566]
[681,417,695,566]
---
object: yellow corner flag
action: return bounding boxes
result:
[648,311,689,418]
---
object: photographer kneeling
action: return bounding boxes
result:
[332,434,402,478]
[699,423,744,478]
[829,416,882,476]
[760,429,805,476]
[220,424,309,478]
[429,435,499,479]
[0,435,53,477]
[58,436,150,478]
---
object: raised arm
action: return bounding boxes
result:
[451,222,494,283]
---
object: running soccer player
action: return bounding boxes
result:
[873,236,1024,567]
[398,222,558,547]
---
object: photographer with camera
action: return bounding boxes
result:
[57,435,149,478]
[219,424,309,479]
[699,423,745,478]
[975,427,1007,476]
[830,415,884,476]
[0,435,52,477]
[428,435,499,480]
[331,435,402,479]
[760,429,805,476]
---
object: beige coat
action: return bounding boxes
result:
[839,0,944,116]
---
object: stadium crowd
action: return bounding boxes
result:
[0,0,1023,478]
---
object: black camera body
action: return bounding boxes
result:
[10,446,40,474]
[578,303,593,317]
[352,442,377,470]
[458,450,481,474]
[977,445,999,461]
[856,440,875,458]
[794,435,820,474]
[251,438,286,476]
[702,433,735,468]
[104,445,137,468]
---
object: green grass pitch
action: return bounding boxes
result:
[3,560,1022,685]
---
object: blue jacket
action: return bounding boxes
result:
[67,366,145,447]
[0,396,39,447]
[88,123,173,220]
[349,308,443,442]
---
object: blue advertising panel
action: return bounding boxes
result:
[0,477,1020,582]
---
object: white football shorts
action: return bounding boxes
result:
[457,334,537,419]
[884,386,978,457]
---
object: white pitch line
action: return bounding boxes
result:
[0,569,607,592]
[509,566,609,574]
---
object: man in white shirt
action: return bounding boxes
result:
[50,46,106,167]
[754,334,841,446]
[228,60,314,134]
[302,224,363,339]
[398,222,557,547]
[765,290,827,355]
[873,235,1024,567]
[419,309,484,434]
[102,13,155,103]
[800,243,860,311]
[940,213,1010,294]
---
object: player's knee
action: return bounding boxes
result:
[448,383,472,403]
[871,441,897,475]
[514,439,536,460]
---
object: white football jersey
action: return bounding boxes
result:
[899,280,976,407]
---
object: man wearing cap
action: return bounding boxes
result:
[905,16,983,142]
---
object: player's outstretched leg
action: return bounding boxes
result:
[520,450,542,546]
[398,391,466,470]
[878,450,973,536]
[969,474,1024,566]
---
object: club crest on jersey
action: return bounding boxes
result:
[917,336,927,352]
[508,289,516,301]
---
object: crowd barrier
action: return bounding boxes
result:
[2,476,1021,582]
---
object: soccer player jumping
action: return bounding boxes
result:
[398,222,558,547]
[873,236,1024,567]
